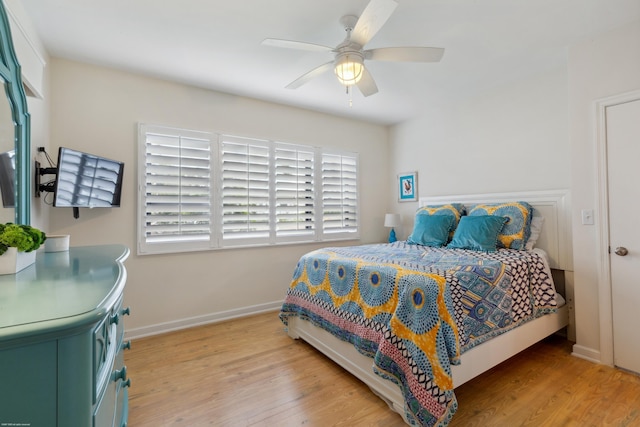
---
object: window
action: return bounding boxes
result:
[322,151,358,234]
[138,124,359,254]
[275,143,315,240]
[138,125,213,254]
[220,136,270,245]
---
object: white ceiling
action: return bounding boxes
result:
[20,0,640,125]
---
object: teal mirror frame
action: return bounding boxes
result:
[0,2,30,225]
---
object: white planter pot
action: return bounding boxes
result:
[0,247,36,275]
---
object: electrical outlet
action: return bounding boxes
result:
[37,146,45,152]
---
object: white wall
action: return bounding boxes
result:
[389,66,571,238]
[568,20,640,362]
[45,58,390,336]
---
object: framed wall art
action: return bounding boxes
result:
[398,171,417,202]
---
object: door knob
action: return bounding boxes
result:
[615,247,629,256]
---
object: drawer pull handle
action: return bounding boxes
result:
[110,314,119,325]
[123,379,131,388]
[122,340,131,351]
[122,307,131,316]
[113,366,127,382]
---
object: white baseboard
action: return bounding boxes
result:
[124,301,282,340]
[571,344,603,364]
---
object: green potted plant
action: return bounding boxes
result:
[0,223,47,274]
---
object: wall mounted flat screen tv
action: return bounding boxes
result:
[53,147,124,208]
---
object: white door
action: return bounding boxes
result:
[607,98,640,374]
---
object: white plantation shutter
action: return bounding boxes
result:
[275,144,315,239]
[221,136,270,243]
[138,124,359,254]
[322,152,358,236]
[138,125,213,254]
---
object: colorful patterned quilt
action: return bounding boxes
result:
[280,242,558,426]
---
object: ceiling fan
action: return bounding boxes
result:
[262,0,444,97]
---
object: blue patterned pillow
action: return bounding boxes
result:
[407,214,454,247]
[468,201,533,250]
[447,215,508,252]
[415,203,465,239]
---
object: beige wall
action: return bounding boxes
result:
[568,20,640,362]
[44,58,390,336]
[389,66,571,239]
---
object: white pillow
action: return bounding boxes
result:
[525,214,545,251]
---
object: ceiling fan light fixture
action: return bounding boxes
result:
[334,54,364,86]
[264,0,443,97]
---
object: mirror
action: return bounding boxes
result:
[0,84,14,221]
[0,3,31,225]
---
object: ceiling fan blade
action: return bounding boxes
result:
[285,61,334,89]
[364,47,445,62]
[356,68,378,97]
[262,38,333,53]
[351,0,398,47]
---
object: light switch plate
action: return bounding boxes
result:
[581,209,594,225]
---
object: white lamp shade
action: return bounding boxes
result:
[384,213,401,228]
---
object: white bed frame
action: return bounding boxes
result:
[285,190,572,424]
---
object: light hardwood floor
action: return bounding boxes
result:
[126,311,640,426]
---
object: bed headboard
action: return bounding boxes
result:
[418,190,572,271]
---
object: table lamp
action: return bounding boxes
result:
[384,213,401,243]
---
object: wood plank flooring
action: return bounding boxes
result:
[125,311,640,426]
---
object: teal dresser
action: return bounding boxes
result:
[0,245,131,427]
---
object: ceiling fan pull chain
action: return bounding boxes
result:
[347,85,353,107]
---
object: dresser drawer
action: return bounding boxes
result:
[93,295,131,427]
[95,297,131,397]
[93,358,129,427]
[94,300,119,402]
[94,374,117,427]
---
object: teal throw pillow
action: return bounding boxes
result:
[448,215,508,252]
[407,214,454,247]
[415,203,466,240]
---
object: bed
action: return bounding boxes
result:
[279,190,572,426]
